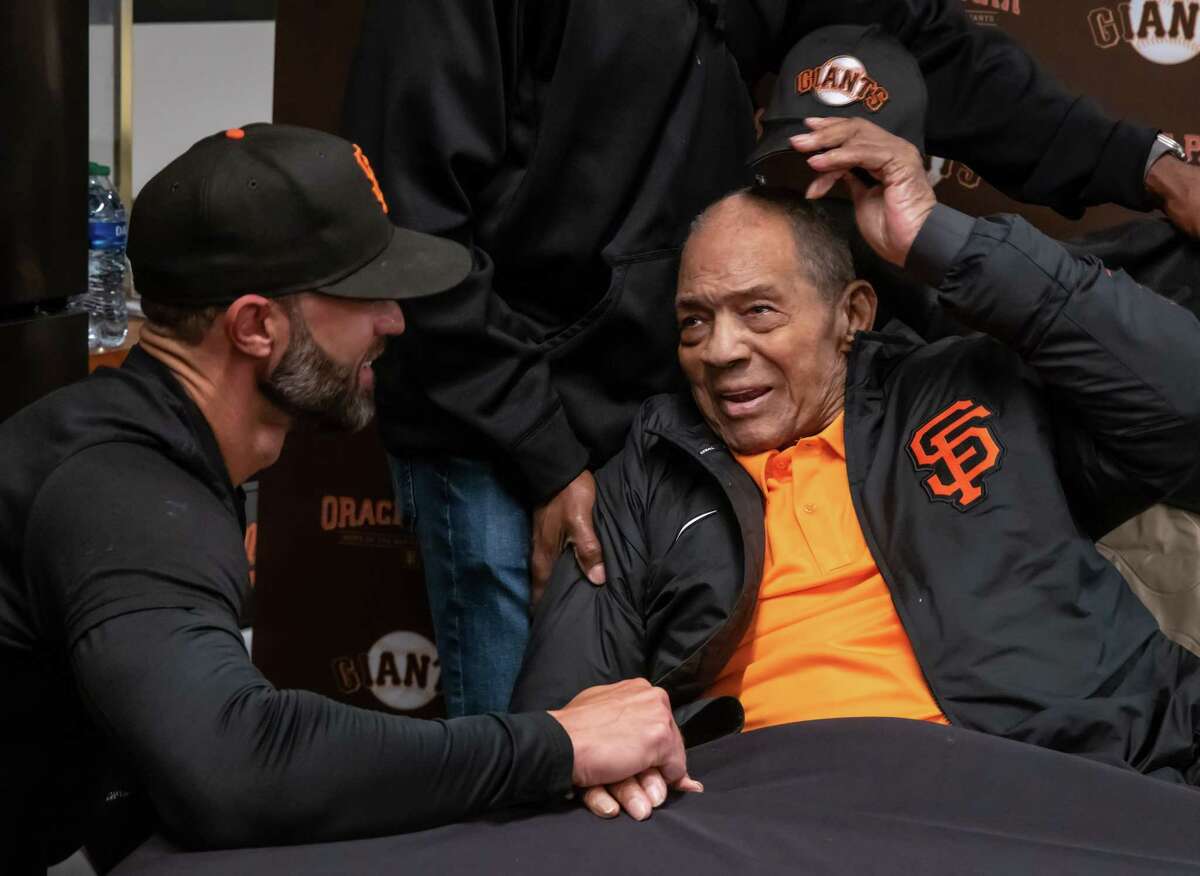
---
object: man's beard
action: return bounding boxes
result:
[259,304,380,432]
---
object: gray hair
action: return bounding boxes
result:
[688,186,855,302]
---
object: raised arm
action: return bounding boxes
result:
[907,207,1200,535]
[796,116,1200,536]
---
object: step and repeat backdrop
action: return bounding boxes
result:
[933,0,1200,237]
[253,0,1200,721]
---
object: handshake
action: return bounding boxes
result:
[549,679,703,821]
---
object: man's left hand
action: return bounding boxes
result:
[1147,155,1200,239]
[581,766,704,821]
[531,470,606,608]
[789,116,937,267]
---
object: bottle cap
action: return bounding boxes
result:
[88,161,111,176]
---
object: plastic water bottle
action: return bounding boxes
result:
[76,162,129,351]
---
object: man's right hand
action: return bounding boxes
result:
[1146,154,1200,239]
[531,469,605,609]
[791,116,937,268]
[548,679,702,818]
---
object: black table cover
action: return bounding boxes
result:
[113,718,1200,875]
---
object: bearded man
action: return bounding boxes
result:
[0,124,695,875]
[513,117,1200,821]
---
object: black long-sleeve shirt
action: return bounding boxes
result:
[343,0,1157,503]
[0,347,572,873]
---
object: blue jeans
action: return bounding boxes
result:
[388,454,532,717]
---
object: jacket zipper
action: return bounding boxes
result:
[842,340,959,727]
[645,426,764,695]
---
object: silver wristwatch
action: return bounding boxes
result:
[1145,132,1187,180]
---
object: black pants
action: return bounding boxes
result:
[114,719,1200,875]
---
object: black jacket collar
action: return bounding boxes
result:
[119,345,245,531]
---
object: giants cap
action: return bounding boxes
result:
[748,25,927,189]
[128,123,471,305]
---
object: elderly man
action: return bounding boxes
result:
[512,117,1200,820]
[344,0,1200,723]
[0,124,694,875]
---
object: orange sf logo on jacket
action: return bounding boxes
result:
[907,400,1003,509]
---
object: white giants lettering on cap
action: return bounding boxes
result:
[796,56,890,111]
[367,630,441,710]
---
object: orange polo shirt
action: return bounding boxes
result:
[705,412,948,731]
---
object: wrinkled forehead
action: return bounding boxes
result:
[677,205,811,305]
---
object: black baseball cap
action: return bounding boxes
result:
[128,123,471,305]
[748,25,927,189]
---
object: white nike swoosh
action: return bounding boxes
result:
[672,509,719,547]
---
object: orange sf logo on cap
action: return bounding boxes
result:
[352,144,389,214]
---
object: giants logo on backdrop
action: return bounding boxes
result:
[332,630,441,711]
[962,0,1022,27]
[907,400,1004,511]
[1089,1,1200,64]
[797,55,890,111]
[319,494,418,558]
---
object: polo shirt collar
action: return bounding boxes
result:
[735,410,847,492]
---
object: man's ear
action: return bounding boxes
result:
[838,279,877,353]
[224,294,283,362]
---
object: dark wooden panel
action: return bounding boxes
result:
[253,423,443,718]
[0,310,88,423]
[272,0,365,134]
[0,0,87,308]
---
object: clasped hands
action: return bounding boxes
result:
[549,679,704,821]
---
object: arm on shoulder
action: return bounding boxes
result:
[511,427,655,711]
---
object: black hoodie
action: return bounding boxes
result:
[343,0,1158,503]
[0,347,571,872]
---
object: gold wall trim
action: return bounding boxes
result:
[114,0,133,204]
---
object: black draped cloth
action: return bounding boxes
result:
[113,719,1200,875]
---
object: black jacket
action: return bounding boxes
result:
[0,348,571,872]
[512,207,1200,782]
[343,0,1158,503]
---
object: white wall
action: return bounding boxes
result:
[88,24,115,170]
[132,21,275,195]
